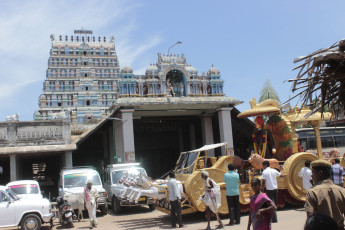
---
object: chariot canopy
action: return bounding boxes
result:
[186,143,228,153]
[237,98,281,118]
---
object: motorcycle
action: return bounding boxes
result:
[56,196,76,228]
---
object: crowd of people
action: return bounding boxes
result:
[165,158,345,230]
[80,160,344,230]
[84,115,345,229]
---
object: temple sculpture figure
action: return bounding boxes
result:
[252,116,276,158]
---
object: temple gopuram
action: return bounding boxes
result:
[0,29,253,183]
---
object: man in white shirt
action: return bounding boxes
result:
[84,180,98,229]
[167,171,184,228]
[262,161,281,223]
[298,160,313,190]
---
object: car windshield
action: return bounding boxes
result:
[111,168,146,184]
[9,184,39,195]
[6,189,20,200]
[175,152,198,174]
[64,172,101,188]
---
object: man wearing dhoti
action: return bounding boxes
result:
[84,180,98,229]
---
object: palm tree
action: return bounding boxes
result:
[259,79,281,103]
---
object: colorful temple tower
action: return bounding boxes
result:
[35,30,226,124]
[35,29,119,123]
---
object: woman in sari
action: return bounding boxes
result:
[247,178,276,230]
[200,171,224,230]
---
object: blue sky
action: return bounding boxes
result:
[1,0,345,121]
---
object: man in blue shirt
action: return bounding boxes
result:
[331,158,345,187]
[223,163,240,225]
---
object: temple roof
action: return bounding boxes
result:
[110,96,243,118]
[113,96,242,107]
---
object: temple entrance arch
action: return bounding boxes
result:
[166,70,185,97]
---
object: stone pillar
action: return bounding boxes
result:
[189,123,196,150]
[178,127,184,153]
[114,119,124,162]
[217,107,234,155]
[121,109,135,163]
[200,114,214,156]
[108,125,114,164]
[63,151,73,168]
[10,155,18,181]
[102,127,109,165]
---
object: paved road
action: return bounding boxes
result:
[4,206,307,230]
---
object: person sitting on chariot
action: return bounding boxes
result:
[252,116,276,159]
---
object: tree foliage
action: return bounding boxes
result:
[259,79,281,103]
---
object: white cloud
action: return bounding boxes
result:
[0,0,163,120]
[118,34,163,73]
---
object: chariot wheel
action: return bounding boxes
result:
[184,168,228,214]
[283,152,317,201]
[184,170,206,212]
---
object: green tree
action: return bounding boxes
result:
[259,79,281,103]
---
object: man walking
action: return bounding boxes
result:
[167,171,184,228]
[84,180,98,229]
[223,163,240,225]
[305,159,345,230]
[299,160,313,190]
[331,158,345,187]
[261,161,281,223]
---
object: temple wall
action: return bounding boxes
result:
[0,120,71,147]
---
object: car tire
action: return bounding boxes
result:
[21,214,42,230]
[112,196,121,214]
[68,217,74,228]
[148,204,155,211]
[100,203,108,215]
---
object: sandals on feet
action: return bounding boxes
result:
[215,224,224,229]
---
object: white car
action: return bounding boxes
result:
[7,180,43,200]
[0,185,53,230]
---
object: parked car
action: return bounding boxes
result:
[7,180,43,200]
[103,163,155,214]
[0,185,53,230]
[58,167,108,215]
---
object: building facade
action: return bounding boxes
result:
[35,30,119,123]
[117,54,225,98]
[22,29,254,179]
[35,29,225,124]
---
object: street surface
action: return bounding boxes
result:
[4,206,307,230]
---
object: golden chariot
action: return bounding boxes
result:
[154,98,338,215]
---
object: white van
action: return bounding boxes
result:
[58,167,108,215]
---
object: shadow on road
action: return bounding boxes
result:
[112,209,210,230]
[108,206,154,216]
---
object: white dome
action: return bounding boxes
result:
[185,65,198,74]
[145,64,158,74]
[121,66,133,74]
[207,64,220,75]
